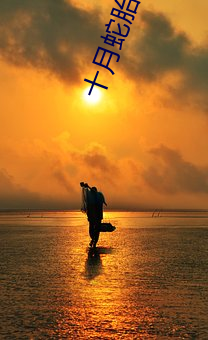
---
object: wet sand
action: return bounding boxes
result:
[0,211,208,339]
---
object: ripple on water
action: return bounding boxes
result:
[0,220,208,339]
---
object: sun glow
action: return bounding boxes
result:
[83,87,102,105]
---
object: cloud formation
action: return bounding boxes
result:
[74,143,120,186]
[0,2,207,108]
[129,10,190,80]
[127,10,208,109]
[0,136,121,209]
[1,135,208,210]
[0,0,102,83]
[143,145,208,194]
[0,168,41,209]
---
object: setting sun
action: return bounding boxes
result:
[83,87,102,105]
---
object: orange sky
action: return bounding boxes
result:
[0,0,208,210]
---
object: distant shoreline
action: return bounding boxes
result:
[1,208,208,214]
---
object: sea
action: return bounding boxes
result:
[0,210,208,339]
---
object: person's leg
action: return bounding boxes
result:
[89,220,94,239]
[93,220,101,246]
[93,230,100,245]
[89,220,96,246]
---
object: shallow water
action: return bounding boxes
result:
[0,211,208,339]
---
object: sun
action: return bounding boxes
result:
[83,86,102,105]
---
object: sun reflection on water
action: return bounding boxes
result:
[1,213,205,338]
[52,236,160,339]
[85,248,103,281]
[53,225,200,339]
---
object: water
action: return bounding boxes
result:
[0,211,208,339]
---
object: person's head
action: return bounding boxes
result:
[91,186,97,192]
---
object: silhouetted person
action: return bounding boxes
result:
[80,183,107,247]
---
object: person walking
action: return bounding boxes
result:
[80,182,107,248]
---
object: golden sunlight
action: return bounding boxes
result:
[83,87,102,105]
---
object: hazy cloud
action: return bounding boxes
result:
[1,138,208,210]
[79,143,120,185]
[52,163,76,194]
[0,167,79,210]
[143,145,208,194]
[0,168,41,209]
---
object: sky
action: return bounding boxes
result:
[0,0,208,210]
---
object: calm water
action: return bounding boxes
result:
[0,211,208,339]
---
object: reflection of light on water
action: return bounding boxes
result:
[85,248,102,280]
[5,213,203,338]
[54,239,159,339]
[50,227,194,339]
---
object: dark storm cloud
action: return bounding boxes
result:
[0,0,102,83]
[143,145,208,194]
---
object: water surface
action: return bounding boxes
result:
[0,211,208,339]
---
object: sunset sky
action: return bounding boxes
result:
[1,0,208,210]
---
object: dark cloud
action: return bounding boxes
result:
[143,145,208,194]
[83,146,116,172]
[126,10,208,108]
[1,2,208,108]
[76,143,120,186]
[128,10,190,80]
[0,0,102,83]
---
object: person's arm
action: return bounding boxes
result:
[101,193,107,206]
[80,182,89,212]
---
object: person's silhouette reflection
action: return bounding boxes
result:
[85,248,102,280]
